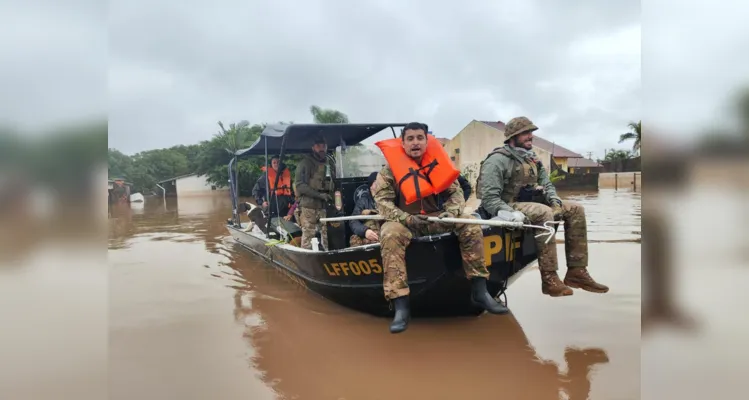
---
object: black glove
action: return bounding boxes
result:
[406,214,430,228]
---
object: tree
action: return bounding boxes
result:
[605,149,634,162]
[618,120,641,154]
[310,105,349,123]
[193,121,265,192]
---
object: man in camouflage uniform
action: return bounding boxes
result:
[476,116,609,297]
[294,135,335,250]
[374,122,509,334]
[348,171,381,247]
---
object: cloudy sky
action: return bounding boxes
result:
[3,1,749,159]
[105,0,643,158]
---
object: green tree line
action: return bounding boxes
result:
[108,105,351,195]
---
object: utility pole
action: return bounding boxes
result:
[586,151,593,159]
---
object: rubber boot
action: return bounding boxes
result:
[470,277,509,314]
[389,296,410,334]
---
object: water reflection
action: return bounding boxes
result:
[108,190,640,400]
[230,276,611,400]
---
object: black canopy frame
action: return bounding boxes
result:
[228,123,407,228]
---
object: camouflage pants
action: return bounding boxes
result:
[513,200,588,271]
[349,223,380,247]
[300,207,327,250]
[379,214,490,300]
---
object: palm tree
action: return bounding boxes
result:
[618,120,641,155]
[310,105,349,123]
[216,120,250,154]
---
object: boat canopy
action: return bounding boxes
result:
[234,123,408,157]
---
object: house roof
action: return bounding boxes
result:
[568,158,601,168]
[478,120,583,158]
[157,173,198,184]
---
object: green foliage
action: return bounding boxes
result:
[310,105,349,123]
[618,120,641,155]
[108,106,352,195]
[549,169,565,183]
[604,149,635,162]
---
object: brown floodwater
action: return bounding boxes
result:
[107,189,641,400]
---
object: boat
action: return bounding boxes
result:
[225,122,554,318]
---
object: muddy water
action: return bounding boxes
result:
[108,189,641,400]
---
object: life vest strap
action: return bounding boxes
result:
[395,159,440,214]
[396,159,438,201]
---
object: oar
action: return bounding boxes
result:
[320,214,559,244]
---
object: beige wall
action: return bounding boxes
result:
[553,157,568,172]
[444,120,552,184]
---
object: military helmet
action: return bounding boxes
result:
[503,116,538,143]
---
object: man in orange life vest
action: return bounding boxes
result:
[252,155,294,218]
[372,122,509,334]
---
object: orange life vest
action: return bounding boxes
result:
[375,133,460,206]
[262,166,292,196]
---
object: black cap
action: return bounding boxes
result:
[312,135,327,145]
[367,171,378,187]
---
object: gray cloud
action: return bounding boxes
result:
[106,0,643,158]
[3,0,654,160]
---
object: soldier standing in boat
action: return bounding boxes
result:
[373,122,509,334]
[294,135,335,250]
[475,116,609,297]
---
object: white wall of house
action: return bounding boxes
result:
[175,174,224,196]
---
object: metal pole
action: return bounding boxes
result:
[319,214,559,243]
[156,183,166,208]
[615,173,618,191]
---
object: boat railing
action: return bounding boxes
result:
[320,215,559,244]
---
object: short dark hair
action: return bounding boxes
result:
[400,122,429,140]
[270,155,280,161]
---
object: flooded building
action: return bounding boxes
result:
[157,173,226,197]
[443,120,601,190]
[443,121,552,174]
[568,157,603,174]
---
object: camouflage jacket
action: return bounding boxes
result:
[294,153,335,209]
[372,165,465,224]
[476,145,561,216]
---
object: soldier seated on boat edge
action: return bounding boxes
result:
[475,116,609,297]
[372,122,510,334]
[348,171,381,247]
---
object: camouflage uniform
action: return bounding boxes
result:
[348,210,381,247]
[373,165,490,300]
[294,153,335,250]
[476,116,608,296]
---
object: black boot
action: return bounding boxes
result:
[470,277,509,315]
[389,296,410,333]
